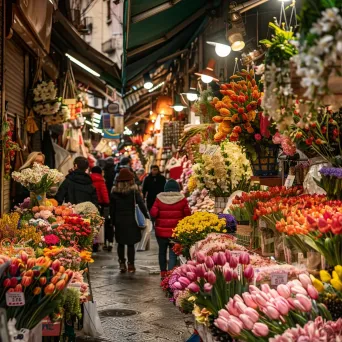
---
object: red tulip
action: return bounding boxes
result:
[223,267,232,282]
[51,276,60,285]
[3,279,11,288]
[10,278,18,288]
[51,260,61,272]
[9,264,18,277]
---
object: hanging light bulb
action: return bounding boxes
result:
[143,73,153,90]
[182,77,200,101]
[207,35,231,58]
[195,59,219,84]
[170,95,187,112]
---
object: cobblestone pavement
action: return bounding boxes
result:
[77,237,193,342]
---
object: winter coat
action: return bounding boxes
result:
[110,187,149,245]
[103,161,115,194]
[55,170,98,206]
[90,173,110,205]
[150,192,191,238]
[142,174,166,210]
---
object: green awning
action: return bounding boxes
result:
[122,0,221,88]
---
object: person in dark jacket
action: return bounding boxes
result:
[150,179,191,278]
[55,156,98,206]
[110,168,148,273]
[114,157,139,184]
[143,165,166,211]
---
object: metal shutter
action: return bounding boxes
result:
[3,39,25,213]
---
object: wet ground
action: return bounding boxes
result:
[77,237,193,342]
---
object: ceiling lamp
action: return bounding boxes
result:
[227,29,245,51]
[143,73,153,90]
[227,2,246,52]
[207,36,231,58]
[170,95,187,112]
[182,77,199,101]
[195,59,219,84]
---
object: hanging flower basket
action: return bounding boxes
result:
[251,145,279,177]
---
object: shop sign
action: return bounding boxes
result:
[6,292,25,306]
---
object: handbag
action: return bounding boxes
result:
[134,191,146,229]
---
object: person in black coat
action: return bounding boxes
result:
[142,165,166,211]
[110,168,148,273]
[55,156,98,206]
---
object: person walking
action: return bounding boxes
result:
[142,165,166,211]
[114,157,139,184]
[150,179,191,278]
[110,168,148,273]
[55,156,98,206]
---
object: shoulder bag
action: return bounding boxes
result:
[134,191,146,229]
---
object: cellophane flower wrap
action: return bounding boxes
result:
[192,141,252,197]
[12,163,64,194]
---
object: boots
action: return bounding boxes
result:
[127,263,136,273]
[119,260,127,273]
[107,242,113,252]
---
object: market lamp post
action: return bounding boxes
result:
[195,59,219,84]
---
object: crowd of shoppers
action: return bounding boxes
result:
[12,153,190,277]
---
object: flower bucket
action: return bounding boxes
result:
[260,228,275,257]
[214,197,229,214]
[236,224,252,247]
[30,192,47,207]
[251,145,279,177]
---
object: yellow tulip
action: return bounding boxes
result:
[311,277,325,293]
[320,270,332,283]
[332,271,340,280]
[334,265,342,280]
[331,278,342,291]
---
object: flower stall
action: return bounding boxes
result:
[0,164,103,340]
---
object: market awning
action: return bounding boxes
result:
[52,11,121,90]
[122,0,221,88]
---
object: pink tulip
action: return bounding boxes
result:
[229,256,238,269]
[217,252,227,266]
[204,283,213,292]
[252,323,269,337]
[299,274,312,289]
[195,264,206,278]
[225,250,231,262]
[239,314,254,330]
[291,285,308,296]
[186,264,197,273]
[307,284,319,300]
[215,318,228,332]
[233,294,244,303]
[174,282,183,290]
[235,301,248,314]
[226,298,239,316]
[287,297,296,310]
[223,267,232,282]
[186,272,197,282]
[243,265,254,281]
[270,289,280,299]
[196,252,205,263]
[178,277,191,288]
[232,271,238,280]
[291,279,303,288]
[295,294,312,312]
[19,251,28,263]
[212,252,219,264]
[218,309,230,320]
[261,284,271,294]
[293,299,306,312]
[244,307,259,323]
[239,252,250,265]
[255,293,267,307]
[277,284,291,298]
[274,297,290,316]
[229,316,244,329]
[249,285,261,293]
[205,256,215,269]
[187,260,197,266]
[242,293,258,309]
[265,305,280,320]
[227,319,242,336]
[206,270,217,284]
[187,282,200,293]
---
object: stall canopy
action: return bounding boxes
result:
[122,0,221,88]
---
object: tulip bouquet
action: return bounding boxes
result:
[214,275,331,341]
[172,212,227,258]
[0,253,73,330]
[173,251,255,318]
[43,246,84,271]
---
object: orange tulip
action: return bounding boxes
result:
[56,280,66,291]
[51,276,60,285]
[212,116,223,123]
[27,258,36,269]
[219,108,231,117]
[39,277,47,286]
[44,283,55,295]
[25,270,34,277]
[14,284,23,292]
[33,287,41,295]
[22,276,32,287]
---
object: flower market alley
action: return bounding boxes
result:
[77,238,193,342]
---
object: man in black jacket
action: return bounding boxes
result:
[55,156,98,206]
[142,165,166,211]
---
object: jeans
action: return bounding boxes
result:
[156,236,177,272]
[117,244,135,264]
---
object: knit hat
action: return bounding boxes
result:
[164,179,180,192]
[91,166,102,174]
[116,168,134,182]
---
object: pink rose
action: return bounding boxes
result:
[254,133,262,141]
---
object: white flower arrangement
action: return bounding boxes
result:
[293,7,342,113]
[32,80,62,115]
[74,202,99,215]
[192,141,252,197]
[12,163,64,193]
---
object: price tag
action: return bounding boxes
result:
[271,272,288,286]
[205,145,218,156]
[199,144,206,153]
[284,175,295,189]
[6,292,25,306]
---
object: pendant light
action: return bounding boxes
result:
[170,95,187,112]
[143,73,153,90]
[207,35,231,58]
[195,59,219,84]
[182,77,200,102]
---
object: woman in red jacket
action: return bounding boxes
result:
[90,167,110,206]
[150,179,191,278]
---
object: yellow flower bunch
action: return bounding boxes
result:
[192,305,211,326]
[80,250,94,263]
[187,176,197,194]
[18,226,42,247]
[0,212,20,239]
[311,265,342,293]
[172,212,226,247]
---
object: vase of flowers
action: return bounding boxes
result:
[29,191,46,207]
